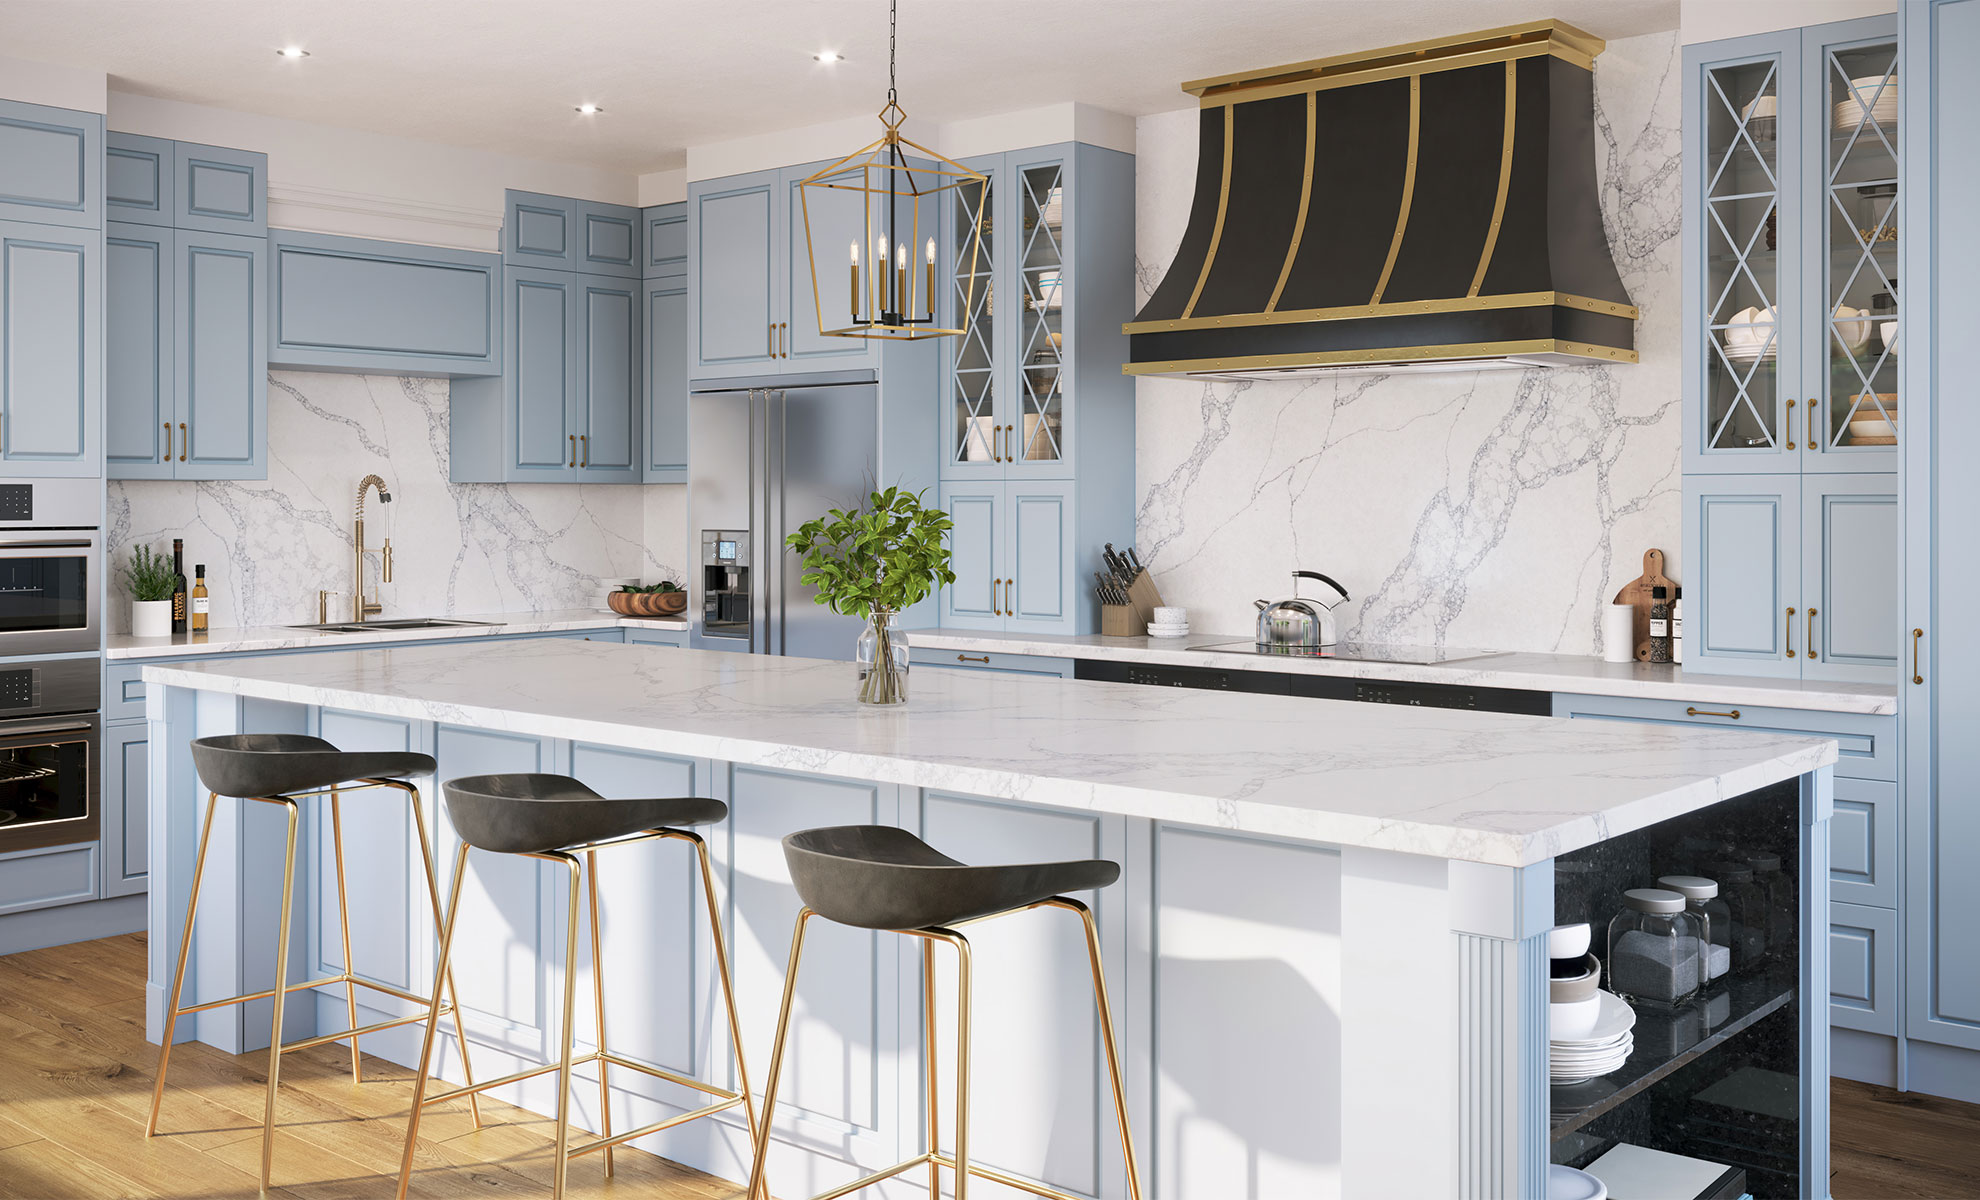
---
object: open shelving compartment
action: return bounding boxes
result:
[1550,779,1806,1198]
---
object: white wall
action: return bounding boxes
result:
[1679,0,1895,43]
[0,54,105,112]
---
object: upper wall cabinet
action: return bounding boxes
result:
[0,99,102,229]
[173,141,266,237]
[504,190,640,278]
[105,132,174,227]
[267,229,501,377]
[643,202,688,483]
[0,219,102,476]
[1683,17,1900,475]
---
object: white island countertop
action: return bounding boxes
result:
[143,639,1837,867]
[106,608,688,660]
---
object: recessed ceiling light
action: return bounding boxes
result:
[814,51,844,63]
[275,46,310,59]
[575,102,604,115]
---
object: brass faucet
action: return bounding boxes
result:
[352,474,394,622]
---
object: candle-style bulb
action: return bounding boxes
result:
[896,242,907,269]
[850,240,860,264]
[925,237,936,265]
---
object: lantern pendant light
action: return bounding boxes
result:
[799,0,986,341]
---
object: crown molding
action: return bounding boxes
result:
[265,182,503,252]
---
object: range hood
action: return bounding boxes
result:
[1126,21,1637,379]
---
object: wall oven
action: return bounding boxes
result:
[0,656,100,853]
[0,479,100,656]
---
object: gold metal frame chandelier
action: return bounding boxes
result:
[799,0,986,341]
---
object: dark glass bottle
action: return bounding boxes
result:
[170,538,188,635]
[1648,585,1672,664]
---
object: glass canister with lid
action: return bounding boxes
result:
[1712,860,1770,968]
[1658,874,1731,982]
[1607,887,1707,1006]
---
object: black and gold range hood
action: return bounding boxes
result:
[1126,21,1637,379]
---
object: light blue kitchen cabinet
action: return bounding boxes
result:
[174,229,266,480]
[936,479,1076,636]
[105,221,174,477]
[105,132,174,227]
[267,229,501,377]
[0,843,100,916]
[907,645,1075,679]
[576,199,641,278]
[688,169,779,377]
[0,99,101,228]
[172,141,266,237]
[504,190,639,278]
[1830,900,1899,1036]
[1800,474,1899,682]
[938,481,1003,630]
[1902,0,1980,1062]
[100,721,150,900]
[644,272,688,483]
[777,159,880,370]
[1684,475,1801,677]
[547,627,626,643]
[1830,775,1897,908]
[625,626,686,648]
[0,218,102,476]
[645,205,687,277]
[512,266,579,479]
[575,274,641,481]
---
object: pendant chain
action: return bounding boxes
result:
[887,0,898,106]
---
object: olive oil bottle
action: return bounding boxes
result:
[191,565,209,634]
[170,539,188,634]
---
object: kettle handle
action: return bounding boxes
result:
[1294,570,1351,604]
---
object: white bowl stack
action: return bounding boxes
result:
[1548,924,1637,1085]
[1147,606,1190,638]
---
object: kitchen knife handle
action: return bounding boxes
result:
[179,422,188,463]
[1785,607,1796,658]
[1914,628,1924,684]
[1807,607,1818,661]
[1786,399,1796,450]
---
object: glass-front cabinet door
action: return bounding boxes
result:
[947,154,998,474]
[1012,156,1066,472]
[1686,36,1803,473]
[1808,23,1899,471]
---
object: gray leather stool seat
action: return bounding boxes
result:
[443,773,727,855]
[191,733,436,799]
[784,824,1122,930]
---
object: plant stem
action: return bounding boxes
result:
[859,615,906,705]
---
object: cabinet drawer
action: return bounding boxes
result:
[1831,776,1897,907]
[909,646,1074,678]
[544,628,625,644]
[106,662,149,722]
[626,627,686,648]
[1830,900,1898,1036]
[1549,692,1894,780]
[0,842,99,915]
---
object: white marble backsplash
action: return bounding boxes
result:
[108,371,687,631]
[1132,31,1684,656]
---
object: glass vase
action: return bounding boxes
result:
[855,608,909,705]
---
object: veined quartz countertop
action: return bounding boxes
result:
[106,608,688,660]
[907,628,1898,716]
[143,640,1837,867]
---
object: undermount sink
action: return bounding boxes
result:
[289,618,506,634]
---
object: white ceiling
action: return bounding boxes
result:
[0,0,1679,175]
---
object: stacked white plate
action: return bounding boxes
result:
[1147,606,1190,639]
[1550,991,1637,1085]
[1833,74,1899,129]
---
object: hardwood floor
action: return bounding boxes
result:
[0,933,745,1199]
[5,934,1978,1197]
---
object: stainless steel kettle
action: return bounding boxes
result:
[1254,570,1351,650]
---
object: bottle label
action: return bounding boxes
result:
[1650,618,1669,637]
[193,597,209,614]
[172,594,185,620]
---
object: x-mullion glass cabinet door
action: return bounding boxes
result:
[945,152,1002,479]
[1684,34,1805,474]
[1007,151,1069,478]
[1805,18,1900,472]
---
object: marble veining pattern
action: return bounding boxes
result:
[104,608,687,660]
[1131,32,1684,656]
[107,372,687,631]
[145,639,1837,867]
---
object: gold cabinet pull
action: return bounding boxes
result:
[1006,423,1016,460]
[989,579,1001,617]
[580,434,588,467]
[768,322,774,356]
[1685,707,1741,720]
[1785,606,1796,658]
[957,654,990,664]
[781,322,789,357]
[568,434,576,467]
[163,422,171,462]
[1914,628,1925,685]
[1005,577,1015,616]
[179,422,188,462]
[1786,399,1796,450]
[1807,607,1818,661]
[1809,398,1819,451]
[991,424,1003,462]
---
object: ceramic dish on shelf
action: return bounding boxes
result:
[1832,304,1875,354]
[1740,93,1778,142]
[1833,78,1899,130]
[1880,319,1899,354]
[1547,1164,1608,1200]
[1722,341,1777,364]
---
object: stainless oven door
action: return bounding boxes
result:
[0,712,100,854]
[0,533,99,655]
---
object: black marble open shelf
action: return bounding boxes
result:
[1552,967,1796,1139]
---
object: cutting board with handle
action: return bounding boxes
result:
[1612,549,1676,661]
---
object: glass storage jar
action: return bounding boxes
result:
[1712,860,1770,968]
[1657,874,1732,981]
[1607,888,1706,1006]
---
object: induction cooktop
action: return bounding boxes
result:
[1187,640,1508,666]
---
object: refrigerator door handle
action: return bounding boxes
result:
[768,388,788,656]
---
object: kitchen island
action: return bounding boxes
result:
[141,640,1836,1198]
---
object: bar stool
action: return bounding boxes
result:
[149,733,481,1192]
[397,773,758,1199]
[748,825,1144,1200]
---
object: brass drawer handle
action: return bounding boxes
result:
[1807,606,1818,661]
[768,322,774,356]
[1809,399,1818,450]
[580,434,588,468]
[991,424,1003,462]
[1005,577,1014,616]
[957,654,989,664]
[1914,628,1924,685]
[179,422,188,463]
[1686,707,1741,720]
[1786,399,1796,450]
[990,579,1001,617]
[1785,606,1796,658]
[568,434,576,467]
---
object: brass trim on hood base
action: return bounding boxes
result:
[1123,291,1639,334]
[1123,338,1638,378]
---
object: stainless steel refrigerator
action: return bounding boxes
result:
[687,376,880,658]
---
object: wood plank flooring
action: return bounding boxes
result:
[0,933,745,1198]
[3,934,1977,1197]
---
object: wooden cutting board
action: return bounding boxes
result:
[1613,549,1676,660]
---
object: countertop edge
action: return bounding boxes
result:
[104,612,689,660]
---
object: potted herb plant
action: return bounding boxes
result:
[608,579,686,617]
[123,543,178,638]
[786,487,956,705]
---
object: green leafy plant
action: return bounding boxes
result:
[785,487,956,621]
[618,580,682,594]
[122,544,178,603]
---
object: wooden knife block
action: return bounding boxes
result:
[1101,604,1145,636]
[1124,569,1166,627]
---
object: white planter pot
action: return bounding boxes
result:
[132,600,173,638]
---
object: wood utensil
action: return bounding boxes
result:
[1612,549,1675,661]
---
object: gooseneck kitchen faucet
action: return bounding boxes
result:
[352,474,393,622]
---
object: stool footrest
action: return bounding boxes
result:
[566,1094,746,1158]
[809,1153,937,1200]
[278,1006,458,1056]
[597,1050,741,1100]
[932,1152,1089,1200]
[170,973,347,1016]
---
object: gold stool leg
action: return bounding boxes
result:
[330,786,362,1083]
[951,930,973,1200]
[746,908,814,1200]
[146,790,221,1138]
[551,853,583,1200]
[398,842,470,1200]
[1056,898,1144,1200]
[401,780,481,1127]
[924,938,941,1200]
[679,831,761,1155]
[259,796,302,1191]
[585,848,613,1178]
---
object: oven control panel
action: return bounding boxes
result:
[0,485,29,522]
[0,669,34,711]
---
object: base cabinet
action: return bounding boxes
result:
[101,722,149,899]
